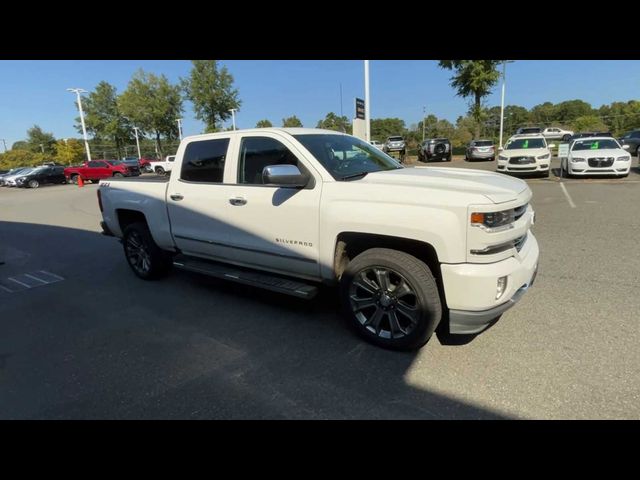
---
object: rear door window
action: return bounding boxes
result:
[180,138,230,183]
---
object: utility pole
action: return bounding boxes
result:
[40,144,44,154]
[67,88,92,162]
[364,60,370,142]
[229,109,237,130]
[422,106,427,142]
[499,61,507,149]
[176,118,183,140]
[133,127,141,158]
[1,139,7,152]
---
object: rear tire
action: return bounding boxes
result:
[339,248,442,351]
[156,167,165,175]
[122,222,173,280]
[70,175,79,185]
[113,172,124,178]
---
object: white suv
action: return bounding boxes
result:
[497,134,554,177]
[561,136,632,178]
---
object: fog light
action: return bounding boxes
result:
[496,276,508,300]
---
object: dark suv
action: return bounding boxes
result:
[418,138,452,162]
[619,130,640,157]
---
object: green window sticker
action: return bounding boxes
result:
[523,140,529,149]
[590,141,599,150]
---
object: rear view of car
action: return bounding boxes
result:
[383,136,406,156]
[418,138,452,162]
[465,140,495,161]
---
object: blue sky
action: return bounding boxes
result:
[1,60,639,148]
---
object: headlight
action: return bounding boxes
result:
[471,209,515,230]
[498,155,508,161]
[537,153,550,160]
[571,157,585,163]
[16,177,26,183]
[617,156,631,162]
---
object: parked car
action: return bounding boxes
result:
[516,127,542,135]
[465,139,495,162]
[153,155,176,175]
[122,156,154,173]
[64,159,141,184]
[369,140,384,150]
[382,136,406,158]
[569,131,613,142]
[15,166,67,188]
[497,134,554,177]
[561,137,631,178]
[0,167,30,186]
[2,167,38,187]
[619,130,640,157]
[542,127,573,142]
[418,138,452,162]
[98,128,539,351]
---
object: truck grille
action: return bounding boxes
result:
[509,156,535,165]
[588,157,614,168]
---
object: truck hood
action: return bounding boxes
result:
[361,167,528,204]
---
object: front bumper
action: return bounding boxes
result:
[469,151,494,159]
[568,162,630,176]
[497,161,549,173]
[442,233,539,335]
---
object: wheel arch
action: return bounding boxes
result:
[116,209,148,234]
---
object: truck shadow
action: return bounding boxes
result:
[0,217,508,419]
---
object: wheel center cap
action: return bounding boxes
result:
[380,294,393,307]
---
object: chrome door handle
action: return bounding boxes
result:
[170,194,184,201]
[229,197,247,206]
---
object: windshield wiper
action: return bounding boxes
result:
[339,171,370,181]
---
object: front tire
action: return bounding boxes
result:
[28,179,39,188]
[340,248,442,351]
[156,167,165,175]
[122,222,173,280]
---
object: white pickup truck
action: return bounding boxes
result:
[152,155,176,175]
[98,128,539,350]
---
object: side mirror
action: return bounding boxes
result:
[622,144,630,150]
[262,165,308,188]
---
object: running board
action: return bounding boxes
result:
[173,256,318,300]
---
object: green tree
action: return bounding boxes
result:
[182,60,241,133]
[554,100,593,124]
[504,105,531,134]
[316,112,351,133]
[451,116,476,148]
[282,116,303,127]
[53,139,85,165]
[26,125,56,154]
[571,115,608,133]
[11,141,29,150]
[255,119,273,128]
[81,81,132,158]
[119,69,183,158]
[0,149,46,170]
[370,118,405,142]
[438,60,502,138]
[599,101,640,136]
[529,102,556,125]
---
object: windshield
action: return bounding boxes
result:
[15,168,35,175]
[505,138,546,150]
[294,134,402,180]
[473,141,493,147]
[106,160,123,166]
[388,137,403,142]
[572,139,621,151]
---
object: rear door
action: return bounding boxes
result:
[87,161,109,179]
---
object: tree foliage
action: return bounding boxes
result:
[0,149,46,170]
[439,60,502,138]
[81,81,132,158]
[26,125,56,154]
[182,60,241,133]
[370,118,405,142]
[282,115,303,127]
[255,119,273,128]
[316,112,352,134]
[118,69,183,157]
[54,139,85,165]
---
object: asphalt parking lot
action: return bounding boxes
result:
[1,157,639,419]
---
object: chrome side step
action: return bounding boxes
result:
[173,256,318,300]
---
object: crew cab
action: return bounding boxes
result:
[98,128,539,350]
[542,127,573,142]
[561,136,631,178]
[64,160,140,184]
[497,134,554,177]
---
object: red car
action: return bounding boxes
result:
[64,160,141,184]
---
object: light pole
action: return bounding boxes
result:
[133,127,141,159]
[176,118,183,140]
[1,139,7,152]
[40,143,44,154]
[229,109,237,131]
[422,106,427,142]
[364,60,370,142]
[499,61,507,149]
[67,88,92,162]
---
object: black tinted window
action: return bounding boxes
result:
[632,131,640,138]
[181,138,230,183]
[88,161,102,168]
[238,137,302,185]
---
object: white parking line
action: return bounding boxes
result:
[560,183,576,208]
[0,284,13,293]
[7,277,31,288]
[39,270,64,281]
[23,273,48,284]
